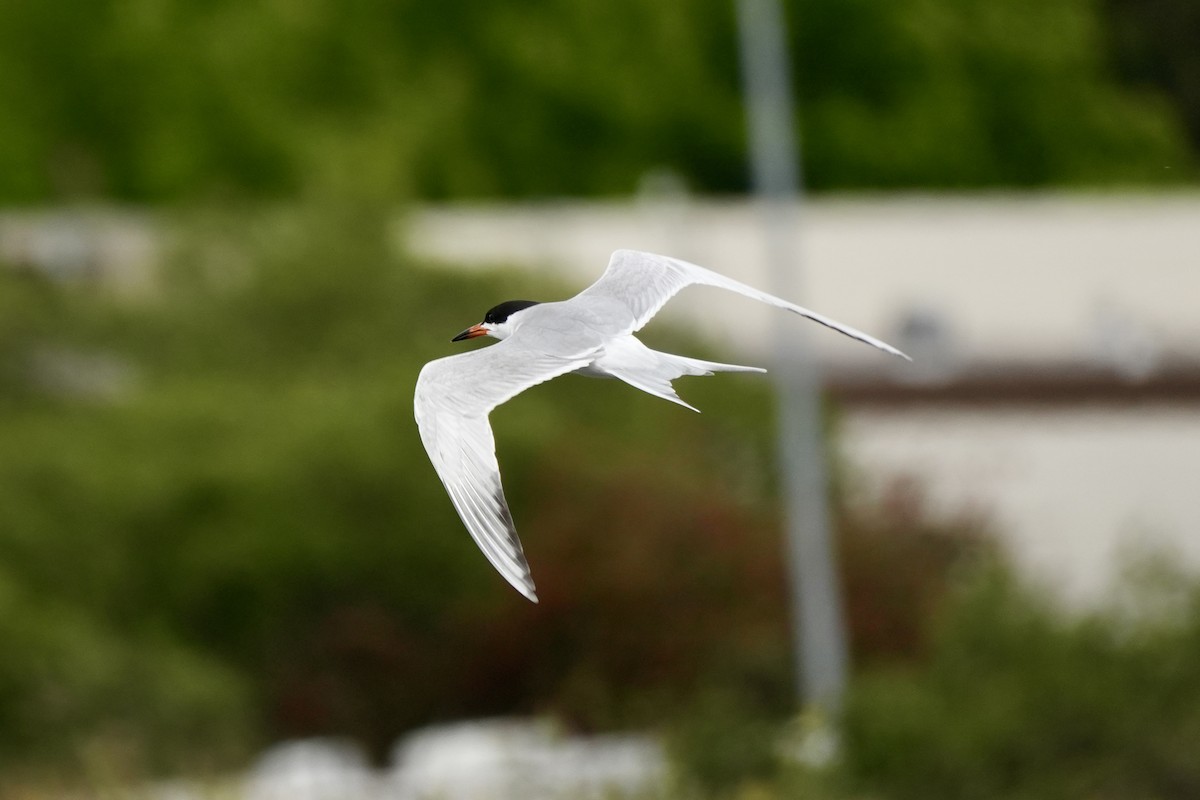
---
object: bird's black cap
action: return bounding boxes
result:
[483,300,540,324]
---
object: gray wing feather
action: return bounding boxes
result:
[576,249,909,359]
[414,339,597,602]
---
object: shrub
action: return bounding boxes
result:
[841,559,1200,800]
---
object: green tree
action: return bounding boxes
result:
[842,563,1200,800]
[0,0,1191,203]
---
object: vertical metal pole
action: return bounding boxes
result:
[735,0,848,711]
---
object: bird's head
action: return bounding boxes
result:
[452,300,541,342]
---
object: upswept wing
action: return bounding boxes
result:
[414,339,597,602]
[575,249,909,359]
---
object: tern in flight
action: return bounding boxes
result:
[415,249,908,602]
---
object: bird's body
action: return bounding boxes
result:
[414,249,907,602]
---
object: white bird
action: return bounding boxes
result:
[414,250,908,602]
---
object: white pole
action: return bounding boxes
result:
[735,0,849,711]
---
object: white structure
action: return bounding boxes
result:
[388,719,666,799]
[407,194,1200,606]
[226,723,666,800]
[406,194,1200,369]
[243,739,380,800]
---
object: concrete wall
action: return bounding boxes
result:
[407,194,1200,372]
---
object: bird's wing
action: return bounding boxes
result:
[575,249,909,359]
[414,339,598,602]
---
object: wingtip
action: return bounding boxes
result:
[870,339,912,362]
[513,577,540,603]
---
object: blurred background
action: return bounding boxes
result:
[1,0,1199,797]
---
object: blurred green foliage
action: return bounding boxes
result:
[840,560,1200,800]
[1107,0,1200,153]
[668,558,1200,799]
[791,0,1193,188]
[0,0,1193,204]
